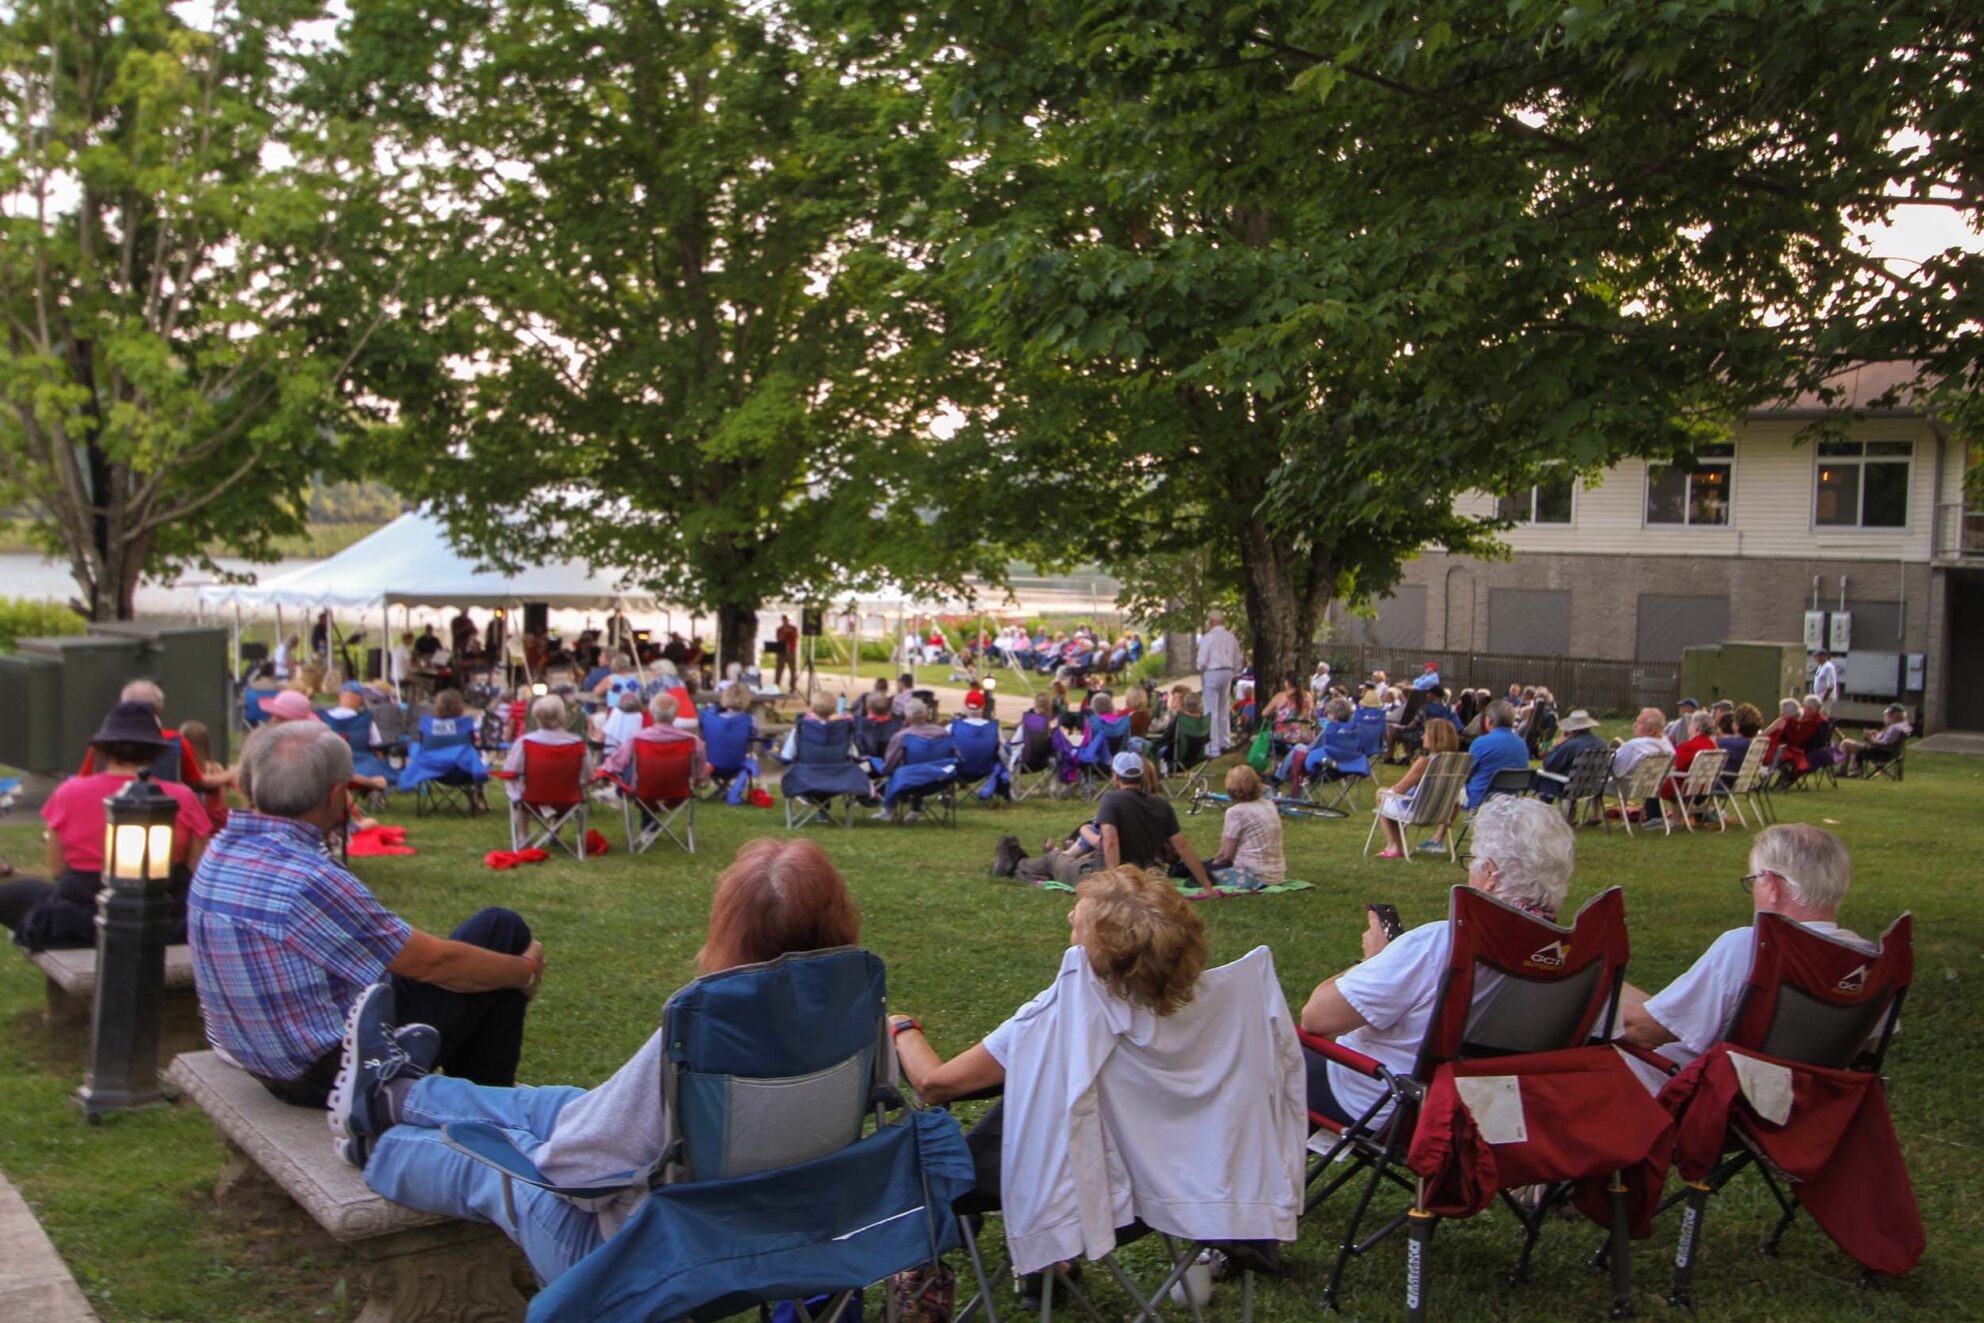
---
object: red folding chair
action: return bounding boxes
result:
[492,738,589,860]
[1301,886,1667,1320]
[602,737,697,855]
[1659,913,1915,1305]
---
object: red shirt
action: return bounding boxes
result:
[43,772,213,872]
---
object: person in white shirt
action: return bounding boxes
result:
[1298,797,1576,1126]
[274,634,298,681]
[1611,706,1675,777]
[501,694,593,808]
[1309,661,1333,704]
[1811,649,1840,711]
[389,632,414,688]
[1195,609,1245,756]
[1620,824,1871,1072]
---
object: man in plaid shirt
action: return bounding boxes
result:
[190,722,547,1108]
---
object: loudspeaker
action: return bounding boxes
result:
[802,608,824,638]
[524,603,549,635]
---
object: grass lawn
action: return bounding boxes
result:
[2,752,1980,1321]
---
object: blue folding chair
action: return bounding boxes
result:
[241,689,277,729]
[881,733,958,826]
[699,708,762,805]
[1301,718,1371,816]
[950,718,1009,804]
[441,949,973,1323]
[399,714,490,816]
[1352,704,1389,764]
[1076,710,1133,799]
[782,718,876,829]
[322,707,396,802]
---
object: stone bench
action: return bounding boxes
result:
[167,1051,527,1323]
[28,944,197,1022]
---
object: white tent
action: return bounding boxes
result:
[195,512,658,612]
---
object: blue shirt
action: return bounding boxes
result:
[187,811,411,1083]
[1465,727,1531,809]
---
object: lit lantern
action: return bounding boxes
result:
[78,772,179,1121]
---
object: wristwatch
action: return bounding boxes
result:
[890,1017,922,1039]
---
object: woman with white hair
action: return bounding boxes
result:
[1298,797,1577,1125]
[501,694,594,811]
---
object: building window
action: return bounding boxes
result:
[1495,476,1575,525]
[1815,440,1911,529]
[1646,443,1734,526]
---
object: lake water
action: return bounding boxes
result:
[0,553,317,616]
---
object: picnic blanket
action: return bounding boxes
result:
[1029,876,1315,900]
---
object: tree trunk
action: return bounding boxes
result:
[716,601,762,676]
[1233,512,1331,695]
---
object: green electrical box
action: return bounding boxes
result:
[0,624,230,775]
[1680,641,1808,716]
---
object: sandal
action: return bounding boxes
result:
[1376,848,1404,859]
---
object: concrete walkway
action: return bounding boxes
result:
[1912,731,1984,756]
[0,1176,98,1322]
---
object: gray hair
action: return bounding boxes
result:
[616,690,643,713]
[1779,698,1801,717]
[904,698,928,723]
[240,722,352,818]
[531,694,567,730]
[1090,692,1114,715]
[1327,697,1353,722]
[121,679,165,713]
[649,691,680,722]
[1750,824,1851,912]
[1207,609,1225,626]
[1690,711,1716,738]
[1470,797,1575,915]
[1484,699,1518,729]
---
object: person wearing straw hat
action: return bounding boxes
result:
[0,701,215,951]
[1533,709,1606,804]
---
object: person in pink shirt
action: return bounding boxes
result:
[0,701,213,951]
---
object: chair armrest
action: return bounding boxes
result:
[1612,1041,1680,1077]
[1297,1030,1386,1077]
[490,769,518,781]
[1534,769,1568,785]
[440,1122,641,1198]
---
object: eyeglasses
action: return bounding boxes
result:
[1740,870,1781,893]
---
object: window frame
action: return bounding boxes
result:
[1644,443,1736,529]
[1811,439,1914,533]
[1495,474,1577,527]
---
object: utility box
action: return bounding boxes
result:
[0,624,229,775]
[1681,641,1807,716]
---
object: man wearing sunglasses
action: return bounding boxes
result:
[1620,824,1871,1069]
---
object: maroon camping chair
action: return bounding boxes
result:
[491,738,588,860]
[1658,912,1916,1306]
[1300,886,1670,1320]
[602,736,697,855]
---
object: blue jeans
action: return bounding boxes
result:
[363,1075,604,1284]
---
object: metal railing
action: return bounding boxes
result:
[1320,646,1682,717]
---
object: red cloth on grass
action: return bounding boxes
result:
[1659,1044,1923,1276]
[347,825,415,857]
[1406,1047,1674,1235]
[484,848,550,870]
[584,829,611,857]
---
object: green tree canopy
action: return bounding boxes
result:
[0,0,414,618]
[914,0,1980,684]
[354,0,992,667]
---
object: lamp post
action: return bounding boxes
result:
[77,772,179,1122]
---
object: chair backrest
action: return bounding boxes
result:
[1156,711,1203,763]
[243,690,275,727]
[1321,719,1366,769]
[699,709,756,771]
[1416,886,1630,1076]
[1721,912,1912,1072]
[1560,744,1611,800]
[1399,688,1430,728]
[1723,738,1767,792]
[632,735,696,804]
[1677,749,1727,797]
[520,737,586,809]
[1015,710,1055,770]
[368,700,406,744]
[794,717,856,766]
[322,708,373,756]
[1483,766,1534,800]
[901,732,956,767]
[1406,751,1472,825]
[418,714,476,750]
[1086,710,1132,758]
[661,947,888,1184]
[949,718,1002,776]
[1353,704,1388,757]
[1616,751,1674,802]
[854,713,902,758]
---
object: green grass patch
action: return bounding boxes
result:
[2,756,1980,1320]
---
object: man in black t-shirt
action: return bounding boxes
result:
[1003,752,1213,888]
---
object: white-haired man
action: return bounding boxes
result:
[1300,797,1575,1125]
[1621,824,1870,1071]
[1611,707,1674,778]
[189,722,545,1121]
[502,694,593,806]
[598,691,709,789]
[1195,609,1244,756]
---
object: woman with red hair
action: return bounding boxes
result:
[329,838,863,1286]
